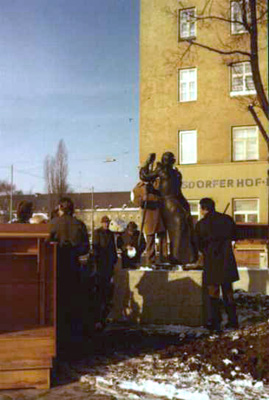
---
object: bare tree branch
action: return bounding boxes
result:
[249,0,269,119]
[173,0,268,145]
[179,42,193,62]
[186,39,251,57]
[195,15,246,25]
[248,105,269,150]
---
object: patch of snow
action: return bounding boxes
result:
[253,381,264,390]
[118,379,210,400]
[223,359,233,365]
[140,324,208,337]
[230,348,238,355]
[231,379,253,388]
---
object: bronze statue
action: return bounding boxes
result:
[140,152,197,265]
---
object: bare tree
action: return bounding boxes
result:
[44,139,70,196]
[0,181,16,196]
[168,0,268,147]
[0,180,22,221]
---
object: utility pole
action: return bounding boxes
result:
[91,186,94,246]
[267,167,269,268]
[9,164,13,221]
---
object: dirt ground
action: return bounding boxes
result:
[0,289,269,399]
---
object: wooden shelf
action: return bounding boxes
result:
[0,253,38,256]
[0,225,57,389]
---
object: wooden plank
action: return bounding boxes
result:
[0,327,55,370]
[0,368,50,389]
[0,359,52,371]
[0,284,39,329]
[0,238,38,254]
[0,257,38,282]
[0,326,54,339]
[0,224,50,235]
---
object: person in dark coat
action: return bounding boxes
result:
[50,197,90,352]
[117,221,146,269]
[195,198,239,332]
[93,215,118,328]
[140,152,197,265]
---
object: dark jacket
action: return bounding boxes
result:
[50,215,89,256]
[117,229,146,268]
[93,227,117,278]
[195,211,239,285]
[49,214,90,342]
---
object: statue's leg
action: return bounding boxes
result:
[158,231,167,262]
[146,234,156,265]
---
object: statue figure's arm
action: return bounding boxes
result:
[140,153,162,182]
[174,167,183,186]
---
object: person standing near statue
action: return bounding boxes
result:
[117,221,146,269]
[140,152,197,265]
[12,201,33,223]
[93,215,118,328]
[49,197,90,352]
[195,198,239,332]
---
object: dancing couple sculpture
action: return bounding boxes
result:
[140,152,197,266]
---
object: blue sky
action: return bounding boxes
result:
[0,0,140,193]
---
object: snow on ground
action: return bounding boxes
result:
[80,324,269,399]
[80,353,269,399]
[79,290,269,400]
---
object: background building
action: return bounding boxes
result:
[0,192,140,233]
[140,0,268,223]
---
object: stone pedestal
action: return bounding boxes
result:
[112,269,204,326]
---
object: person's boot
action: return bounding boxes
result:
[209,297,222,333]
[224,301,239,329]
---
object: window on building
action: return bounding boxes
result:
[231,1,249,34]
[179,130,197,164]
[179,68,197,102]
[179,8,196,39]
[189,200,200,224]
[233,198,259,223]
[230,62,255,96]
[232,126,258,161]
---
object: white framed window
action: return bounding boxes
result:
[189,200,200,224]
[179,68,197,102]
[232,126,259,161]
[231,1,249,34]
[233,198,259,223]
[179,8,196,39]
[230,62,255,96]
[179,130,197,164]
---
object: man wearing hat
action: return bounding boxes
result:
[117,221,146,269]
[93,215,118,327]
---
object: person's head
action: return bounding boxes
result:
[126,221,138,234]
[101,215,110,230]
[199,198,215,217]
[58,197,74,216]
[17,201,33,223]
[161,152,176,166]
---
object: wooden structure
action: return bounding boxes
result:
[0,224,56,389]
[236,223,269,240]
[235,223,268,267]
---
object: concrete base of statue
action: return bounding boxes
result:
[111,265,269,327]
